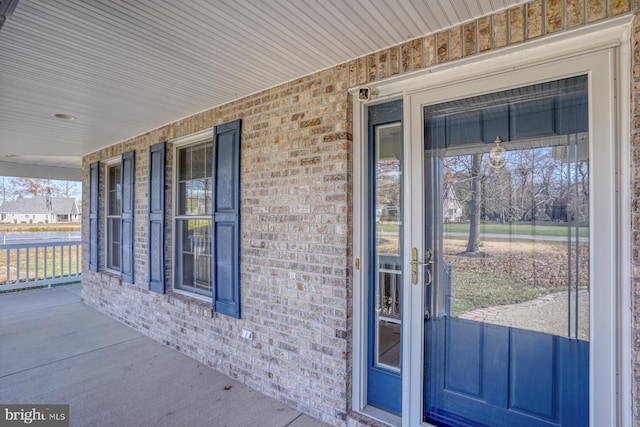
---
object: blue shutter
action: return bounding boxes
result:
[121,151,135,283]
[212,119,241,318]
[89,162,99,272]
[148,142,166,294]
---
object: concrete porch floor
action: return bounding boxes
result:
[0,285,330,427]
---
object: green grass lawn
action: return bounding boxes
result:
[0,223,81,233]
[377,221,588,238]
[377,223,588,315]
[451,272,566,316]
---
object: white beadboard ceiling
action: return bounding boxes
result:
[0,0,524,181]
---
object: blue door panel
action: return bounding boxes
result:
[425,317,588,427]
[444,318,483,396]
[509,330,555,418]
[483,324,509,407]
[557,337,590,423]
[367,367,402,414]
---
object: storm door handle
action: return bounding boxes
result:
[411,247,433,285]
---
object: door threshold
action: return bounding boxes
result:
[358,405,401,427]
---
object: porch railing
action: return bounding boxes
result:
[0,240,82,291]
[378,255,402,322]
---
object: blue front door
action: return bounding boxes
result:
[422,76,590,426]
[367,100,403,414]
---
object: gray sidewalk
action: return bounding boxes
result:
[0,285,329,427]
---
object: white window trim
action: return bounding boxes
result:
[103,156,121,275]
[170,128,214,303]
[352,16,632,427]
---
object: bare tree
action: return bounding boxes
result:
[376,158,401,220]
[482,163,512,223]
[58,180,80,199]
[4,178,80,201]
[0,177,8,203]
[442,153,485,253]
[11,178,50,198]
[465,153,483,253]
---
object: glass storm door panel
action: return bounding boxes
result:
[422,76,590,427]
[367,100,403,414]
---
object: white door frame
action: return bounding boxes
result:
[352,16,632,427]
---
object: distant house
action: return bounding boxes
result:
[443,187,463,223]
[0,196,80,223]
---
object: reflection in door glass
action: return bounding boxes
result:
[427,77,589,340]
[443,144,589,339]
[375,122,402,371]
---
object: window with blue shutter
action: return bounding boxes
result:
[212,119,241,318]
[175,139,214,297]
[120,151,135,283]
[149,142,166,294]
[89,162,99,272]
[106,163,122,272]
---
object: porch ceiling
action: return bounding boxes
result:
[0,0,524,181]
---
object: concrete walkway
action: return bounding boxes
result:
[460,289,589,341]
[0,285,329,427]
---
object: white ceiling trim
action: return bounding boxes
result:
[0,0,525,180]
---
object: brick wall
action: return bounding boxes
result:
[82,64,352,425]
[81,0,639,425]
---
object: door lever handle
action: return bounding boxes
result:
[411,247,434,285]
[424,248,434,265]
